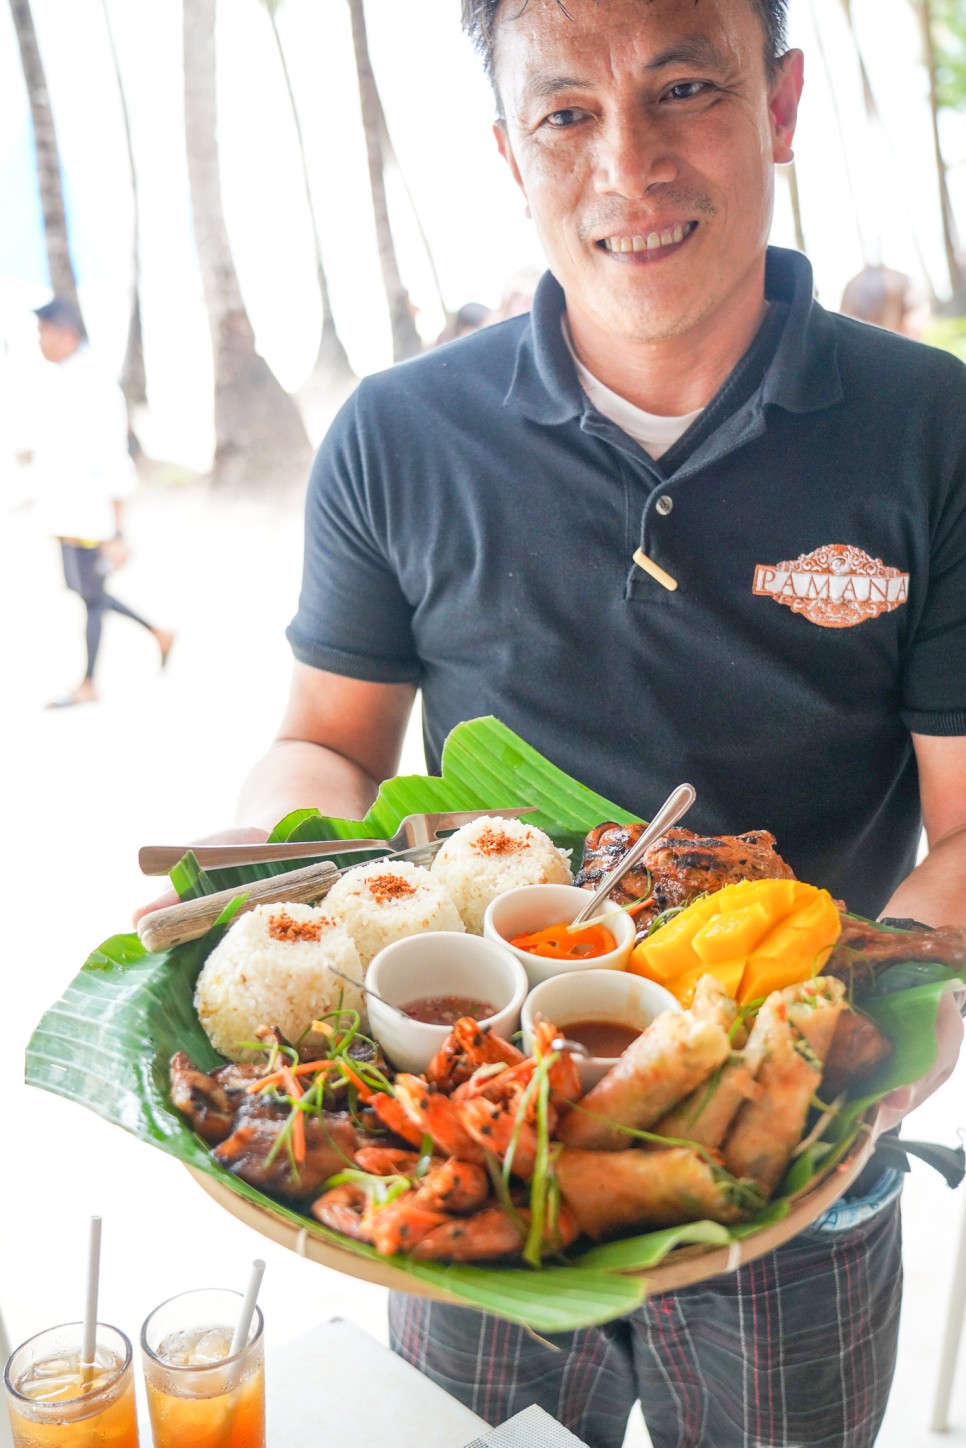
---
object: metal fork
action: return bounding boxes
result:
[138,806,536,876]
[136,839,445,955]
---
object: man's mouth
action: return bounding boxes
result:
[598,221,697,255]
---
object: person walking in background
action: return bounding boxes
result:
[839,264,927,339]
[22,297,175,708]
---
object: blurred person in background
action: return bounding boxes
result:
[839,264,928,339]
[20,297,175,708]
[435,300,492,345]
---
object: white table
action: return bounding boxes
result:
[136,1316,487,1446]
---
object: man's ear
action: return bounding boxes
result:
[495,120,525,194]
[770,49,804,164]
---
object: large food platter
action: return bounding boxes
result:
[25,717,961,1333]
[186,1107,877,1304]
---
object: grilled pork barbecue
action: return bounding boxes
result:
[574,824,795,936]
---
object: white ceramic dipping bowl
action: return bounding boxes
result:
[521,968,681,1088]
[366,931,528,1075]
[482,882,637,988]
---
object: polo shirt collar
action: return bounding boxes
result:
[504,245,843,426]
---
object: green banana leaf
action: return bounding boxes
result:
[24,717,964,1332]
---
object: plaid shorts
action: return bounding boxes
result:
[388,1194,902,1448]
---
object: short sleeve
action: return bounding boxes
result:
[900,415,966,737]
[286,386,422,684]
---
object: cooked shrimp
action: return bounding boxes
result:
[408,1205,527,1261]
[413,1159,489,1214]
[426,1018,525,1092]
[393,1074,487,1164]
[369,1091,426,1148]
[353,1145,421,1176]
[458,1095,541,1178]
[311,1182,374,1242]
[365,1197,451,1256]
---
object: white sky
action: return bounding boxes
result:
[0,0,963,467]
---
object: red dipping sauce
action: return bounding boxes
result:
[402,994,495,1026]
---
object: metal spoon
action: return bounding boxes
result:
[327,965,411,1020]
[567,781,697,931]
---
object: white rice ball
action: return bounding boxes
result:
[194,902,364,1061]
[324,859,464,968]
[431,816,573,934]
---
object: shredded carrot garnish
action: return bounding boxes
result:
[626,898,655,918]
[245,1070,285,1094]
[337,1059,375,1102]
[291,1104,306,1163]
[281,1066,303,1099]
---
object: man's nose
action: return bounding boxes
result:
[593,113,677,198]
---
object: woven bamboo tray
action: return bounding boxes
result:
[187,1115,877,1303]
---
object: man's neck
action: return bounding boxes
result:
[566,266,769,418]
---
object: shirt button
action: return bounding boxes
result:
[655,495,674,516]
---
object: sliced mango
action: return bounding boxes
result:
[691,902,773,963]
[628,878,842,1006]
[668,958,747,1008]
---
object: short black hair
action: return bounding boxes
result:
[461,0,790,102]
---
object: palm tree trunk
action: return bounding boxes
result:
[839,0,939,304]
[347,0,422,362]
[916,0,966,309]
[7,0,82,316]
[374,94,448,325]
[183,0,312,491]
[265,5,354,382]
[100,0,146,409]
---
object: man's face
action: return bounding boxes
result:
[492,0,803,347]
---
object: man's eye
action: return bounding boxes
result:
[665,81,711,101]
[542,108,584,128]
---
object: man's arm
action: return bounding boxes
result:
[237,662,417,830]
[875,733,966,1132]
[880,734,966,928]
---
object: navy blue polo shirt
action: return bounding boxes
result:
[288,247,966,917]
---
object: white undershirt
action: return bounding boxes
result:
[563,317,703,460]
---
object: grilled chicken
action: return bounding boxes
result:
[826,916,966,989]
[574,823,796,936]
[169,1051,263,1144]
[170,1050,359,1200]
[213,1111,358,1201]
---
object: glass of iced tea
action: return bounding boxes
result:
[140,1289,265,1448]
[3,1321,139,1448]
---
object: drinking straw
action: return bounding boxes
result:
[81,1216,102,1367]
[229,1260,265,1357]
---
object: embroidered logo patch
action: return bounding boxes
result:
[753,544,909,629]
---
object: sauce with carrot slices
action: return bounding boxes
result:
[509,921,617,961]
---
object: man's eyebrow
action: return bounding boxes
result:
[643,37,732,73]
[517,39,733,105]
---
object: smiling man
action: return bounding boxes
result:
[174,0,966,1443]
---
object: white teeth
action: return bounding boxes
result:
[603,222,693,253]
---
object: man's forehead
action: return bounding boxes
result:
[492,0,760,61]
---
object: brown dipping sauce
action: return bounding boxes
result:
[560,1018,643,1058]
[403,994,496,1026]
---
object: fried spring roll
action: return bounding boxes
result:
[555,1146,757,1239]
[650,1054,762,1150]
[557,1012,731,1150]
[782,976,847,1060]
[723,982,845,1194]
[691,973,745,1042]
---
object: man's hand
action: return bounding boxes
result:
[873,989,964,1137]
[132,826,269,924]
